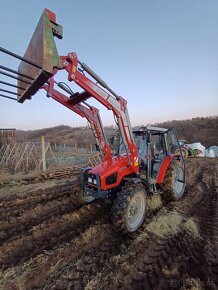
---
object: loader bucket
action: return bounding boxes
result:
[17,9,63,103]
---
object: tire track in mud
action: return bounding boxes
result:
[115,231,201,290]
[195,175,218,289]
[0,223,114,290]
[0,201,111,270]
[211,191,218,288]
[116,165,218,290]
[0,159,217,290]
[89,218,201,289]
[0,193,80,244]
[185,158,206,190]
[0,179,79,215]
[86,161,218,290]
[0,181,83,244]
[38,226,124,290]
[30,194,165,288]
[118,184,216,290]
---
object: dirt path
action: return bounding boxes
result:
[0,158,217,290]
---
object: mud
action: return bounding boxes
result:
[0,158,217,290]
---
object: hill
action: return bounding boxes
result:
[16,125,115,148]
[16,116,218,148]
[153,116,218,147]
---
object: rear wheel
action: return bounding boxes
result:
[162,163,185,201]
[112,183,147,233]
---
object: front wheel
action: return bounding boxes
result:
[82,192,95,203]
[112,183,147,233]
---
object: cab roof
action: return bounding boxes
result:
[133,126,170,135]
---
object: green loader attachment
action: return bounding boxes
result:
[17,9,62,103]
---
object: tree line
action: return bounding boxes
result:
[16,116,218,148]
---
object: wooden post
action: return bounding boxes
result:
[41,136,46,171]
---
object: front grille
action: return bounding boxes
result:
[106,172,118,185]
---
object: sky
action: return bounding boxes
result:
[0,0,218,130]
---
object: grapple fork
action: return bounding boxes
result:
[17,9,63,103]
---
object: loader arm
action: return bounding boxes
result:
[13,8,139,174]
[59,54,138,172]
[43,78,111,161]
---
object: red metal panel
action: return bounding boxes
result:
[156,155,171,184]
[89,156,134,190]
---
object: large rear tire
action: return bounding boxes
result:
[112,183,147,233]
[162,163,185,201]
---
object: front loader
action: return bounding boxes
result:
[0,9,186,233]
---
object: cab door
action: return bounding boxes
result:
[164,128,186,194]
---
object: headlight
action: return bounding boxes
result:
[88,176,97,185]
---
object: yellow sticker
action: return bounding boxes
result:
[72,65,76,73]
[134,161,139,166]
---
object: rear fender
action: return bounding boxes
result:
[156,156,171,184]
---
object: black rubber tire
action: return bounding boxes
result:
[112,183,147,233]
[162,163,185,201]
[82,194,95,203]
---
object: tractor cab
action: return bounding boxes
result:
[132,126,186,195]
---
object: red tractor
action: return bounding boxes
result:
[82,126,185,232]
[0,9,185,233]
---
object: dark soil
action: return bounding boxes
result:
[0,158,217,290]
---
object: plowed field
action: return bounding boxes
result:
[0,158,217,290]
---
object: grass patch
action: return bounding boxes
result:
[145,210,184,238]
[147,194,162,211]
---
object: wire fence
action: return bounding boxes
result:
[52,143,97,154]
[0,142,100,173]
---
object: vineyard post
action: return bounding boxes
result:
[41,136,46,171]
